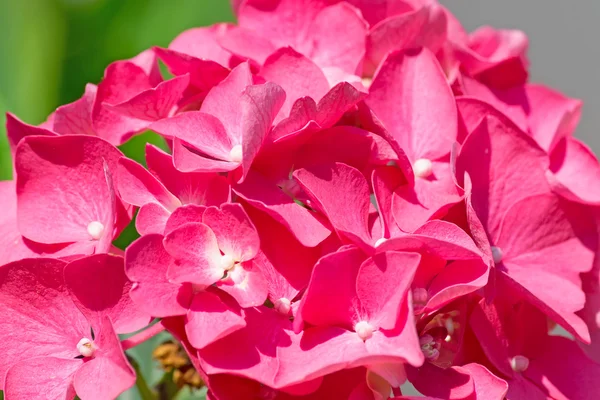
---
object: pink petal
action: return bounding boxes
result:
[125,234,193,317]
[145,144,230,206]
[408,363,476,400]
[261,47,330,120]
[367,48,457,161]
[53,83,97,136]
[136,202,172,235]
[116,156,180,210]
[245,205,322,301]
[525,84,582,152]
[378,220,483,262]
[164,204,207,235]
[153,46,230,92]
[455,104,549,236]
[392,161,463,232]
[201,61,254,139]
[168,24,234,68]
[526,336,600,400]
[292,126,397,178]
[4,357,80,400]
[150,111,234,161]
[365,5,447,76]
[239,82,286,180]
[199,306,291,386]
[306,2,368,74]
[203,203,260,262]
[455,27,529,89]
[372,166,405,238]
[64,254,150,334]
[185,290,246,349]
[294,162,374,249]
[0,258,88,380]
[0,180,88,264]
[356,251,421,329]
[5,112,56,154]
[459,76,529,133]
[171,137,240,173]
[15,135,123,249]
[164,222,224,286]
[424,259,489,313]
[105,74,190,121]
[217,25,278,67]
[217,260,269,308]
[315,82,368,128]
[73,315,135,400]
[455,363,508,400]
[296,247,367,331]
[549,137,600,205]
[233,170,331,247]
[237,0,325,54]
[91,56,157,144]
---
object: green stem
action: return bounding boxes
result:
[128,355,157,400]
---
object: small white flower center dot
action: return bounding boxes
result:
[361,77,373,88]
[77,338,95,358]
[220,254,236,271]
[229,145,243,163]
[87,221,105,240]
[510,355,529,372]
[354,320,374,341]
[491,246,503,264]
[274,298,291,315]
[413,158,433,179]
[374,238,387,247]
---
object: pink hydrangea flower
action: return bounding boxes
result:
[2,0,599,398]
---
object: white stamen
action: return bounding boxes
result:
[445,317,455,336]
[355,320,374,341]
[375,238,387,247]
[510,355,530,372]
[77,338,95,358]
[220,254,236,271]
[229,145,243,163]
[491,246,503,264]
[413,158,433,179]
[87,221,105,240]
[361,77,373,88]
[274,298,291,315]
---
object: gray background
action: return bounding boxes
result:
[440,0,600,154]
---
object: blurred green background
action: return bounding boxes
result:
[0,0,234,180]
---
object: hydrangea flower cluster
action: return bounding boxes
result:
[2,0,600,399]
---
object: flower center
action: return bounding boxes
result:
[413,158,433,179]
[87,221,105,240]
[354,320,374,341]
[420,334,441,361]
[229,145,243,163]
[220,254,236,271]
[491,246,503,264]
[510,355,529,372]
[374,238,387,247]
[77,338,95,358]
[274,298,291,315]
